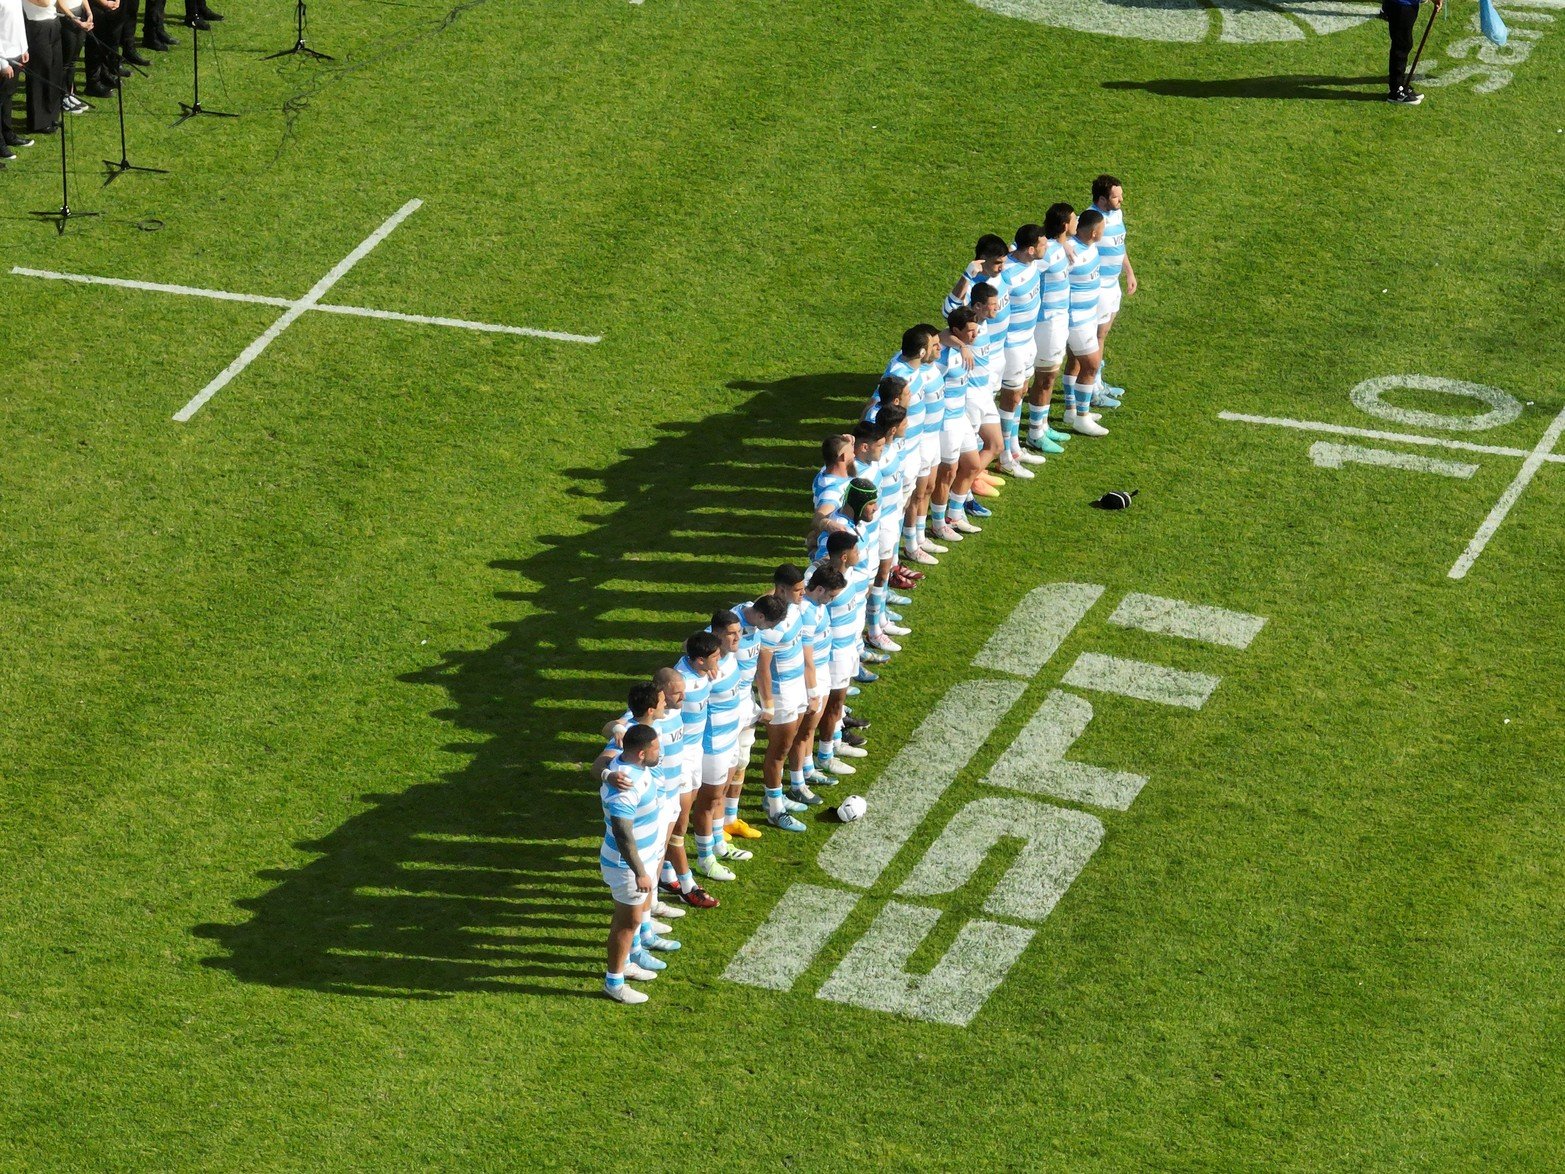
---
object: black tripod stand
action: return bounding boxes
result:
[104,77,169,183]
[175,21,236,121]
[31,108,98,234]
[265,0,332,61]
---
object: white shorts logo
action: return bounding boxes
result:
[968,0,1378,44]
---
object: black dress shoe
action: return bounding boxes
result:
[116,63,133,76]
[185,14,210,28]
[34,124,58,135]
[0,146,15,161]
[198,4,223,17]
[5,135,33,147]
[159,31,179,45]
[142,37,169,50]
[84,84,115,98]
[125,48,152,65]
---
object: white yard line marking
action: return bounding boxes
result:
[1062,652,1220,709]
[1310,441,1479,479]
[971,582,1104,677]
[1219,411,1565,463]
[1108,593,1267,649]
[1449,402,1565,580]
[722,883,859,992]
[986,689,1149,810]
[11,267,294,307]
[11,198,600,423]
[173,199,425,422]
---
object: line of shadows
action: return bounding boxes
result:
[192,374,871,998]
[1103,75,1386,102]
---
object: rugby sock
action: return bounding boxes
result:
[1027,404,1045,440]
[951,491,968,517]
[661,859,677,885]
[1077,386,1095,415]
[1001,411,1019,456]
[605,971,625,990]
[869,585,887,633]
[724,797,739,825]
[789,768,805,787]
[931,502,946,527]
[916,515,928,546]
[694,832,714,861]
[764,786,785,816]
[714,825,728,854]
[902,523,917,553]
[678,869,696,894]
[816,742,832,768]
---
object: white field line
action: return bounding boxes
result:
[1108,593,1267,649]
[971,582,1104,678]
[310,302,600,343]
[173,199,426,422]
[1309,441,1479,480]
[11,267,294,307]
[1505,0,1565,8]
[11,267,601,345]
[1449,403,1565,580]
[1219,411,1565,464]
[986,689,1149,811]
[722,883,859,992]
[1062,652,1220,710]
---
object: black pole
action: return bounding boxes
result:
[104,77,169,183]
[176,22,235,121]
[31,106,100,233]
[1405,2,1441,87]
[264,0,332,61]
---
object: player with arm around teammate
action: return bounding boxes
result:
[1025,203,1078,454]
[997,224,1048,476]
[597,723,663,1004]
[784,564,845,807]
[1063,208,1109,437]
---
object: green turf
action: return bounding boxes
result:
[2,0,1564,1166]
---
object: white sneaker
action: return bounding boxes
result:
[1000,458,1036,480]
[904,546,938,565]
[695,855,736,881]
[949,515,982,534]
[623,962,659,981]
[920,537,948,554]
[653,900,686,919]
[649,918,673,935]
[930,523,964,542]
[1016,448,1047,465]
[1071,414,1109,437]
[884,621,911,636]
[866,633,901,653]
[836,743,869,758]
[605,982,650,1003]
[826,758,857,775]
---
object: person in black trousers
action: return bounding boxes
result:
[115,0,146,67]
[59,0,93,110]
[82,0,120,97]
[140,0,175,50]
[1384,0,1443,104]
[22,0,62,134]
[182,0,219,30]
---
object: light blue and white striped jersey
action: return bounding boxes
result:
[1001,256,1042,346]
[878,353,924,442]
[800,596,832,670]
[813,467,850,513]
[973,312,1005,382]
[911,362,945,430]
[1096,206,1126,285]
[815,550,873,653]
[676,656,713,769]
[1067,240,1101,328]
[852,457,882,508]
[653,707,686,800]
[702,649,744,756]
[943,268,1011,335]
[813,506,858,560]
[599,755,660,871]
[1039,240,1070,320]
[877,437,912,504]
[938,344,971,422]
[762,601,807,689]
[732,603,768,690]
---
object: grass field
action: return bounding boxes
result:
[3,0,1564,1166]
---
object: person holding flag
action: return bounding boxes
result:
[1384,0,1442,104]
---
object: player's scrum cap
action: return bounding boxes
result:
[843,478,878,519]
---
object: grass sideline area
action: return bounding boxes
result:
[2,0,1564,1165]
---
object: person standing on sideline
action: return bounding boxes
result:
[1385,0,1442,104]
[21,0,62,135]
[1090,174,1136,407]
[81,0,119,98]
[57,0,93,112]
[0,0,29,161]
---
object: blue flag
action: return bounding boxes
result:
[1479,0,1509,46]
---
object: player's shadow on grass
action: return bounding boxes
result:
[1103,75,1387,102]
[192,372,873,999]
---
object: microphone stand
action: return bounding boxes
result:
[264,0,332,60]
[104,76,168,183]
[31,105,99,233]
[175,22,235,122]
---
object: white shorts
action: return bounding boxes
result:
[602,864,646,906]
[1002,341,1037,390]
[829,645,858,690]
[878,514,899,560]
[679,759,700,796]
[939,415,980,462]
[1068,321,1100,357]
[919,428,940,475]
[767,678,808,726]
[1098,281,1122,323]
[701,751,735,787]
[1033,314,1068,370]
[736,695,757,759]
[900,459,918,497]
[967,379,1000,426]
[807,676,829,702]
